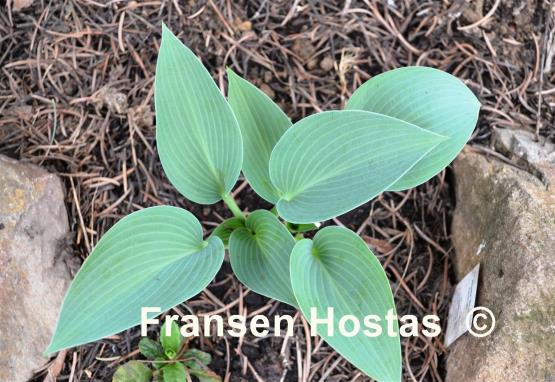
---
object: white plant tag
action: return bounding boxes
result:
[444,264,480,347]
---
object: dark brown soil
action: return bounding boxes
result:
[1,0,553,381]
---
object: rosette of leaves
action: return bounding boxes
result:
[47,24,479,381]
[113,321,220,382]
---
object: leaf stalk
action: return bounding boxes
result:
[222,193,244,219]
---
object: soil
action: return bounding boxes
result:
[1,0,553,381]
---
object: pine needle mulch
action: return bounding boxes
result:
[1,1,553,381]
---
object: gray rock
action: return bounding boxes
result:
[447,146,555,381]
[493,127,555,185]
[0,155,72,382]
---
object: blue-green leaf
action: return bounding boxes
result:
[46,206,224,353]
[347,66,480,190]
[227,69,291,203]
[269,110,446,223]
[155,25,243,204]
[290,227,401,381]
[229,210,297,307]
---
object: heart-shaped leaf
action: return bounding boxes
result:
[229,210,297,307]
[269,110,446,223]
[46,206,224,353]
[155,25,243,204]
[347,66,480,191]
[227,69,292,203]
[290,226,401,381]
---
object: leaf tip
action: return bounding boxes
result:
[226,66,238,78]
[160,22,172,39]
[226,68,243,94]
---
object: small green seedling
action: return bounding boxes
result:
[113,321,220,382]
[47,24,479,381]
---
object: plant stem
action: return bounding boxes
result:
[222,193,244,219]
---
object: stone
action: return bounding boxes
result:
[493,127,555,185]
[446,144,555,381]
[0,155,72,382]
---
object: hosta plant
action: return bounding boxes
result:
[113,321,220,382]
[47,24,479,381]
